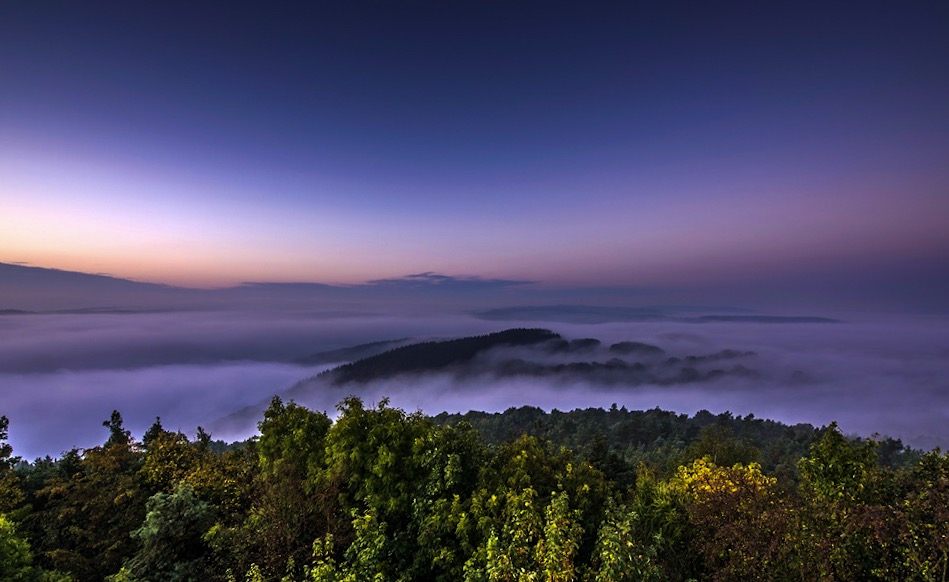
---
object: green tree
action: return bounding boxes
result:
[0,513,71,582]
[0,513,35,581]
[799,422,877,503]
[411,422,486,581]
[318,397,432,578]
[24,416,147,581]
[465,486,543,581]
[256,397,331,484]
[795,423,881,579]
[1,416,24,514]
[120,484,215,582]
[896,450,949,580]
[0,416,19,469]
[231,397,333,579]
[589,501,662,582]
[589,467,698,581]
[535,491,582,582]
[682,425,759,468]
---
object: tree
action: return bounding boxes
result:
[1,416,19,468]
[141,418,165,451]
[120,484,215,582]
[1,416,24,513]
[0,513,35,581]
[318,397,433,578]
[0,513,71,582]
[799,423,877,503]
[465,486,543,581]
[670,458,801,580]
[590,501,664,582]
[231,397,333,579]
[895,450,949,580]
[535,491,582,582]
[682,425,759,468]
[103,411,132,450]
[796,423,881,579]
[411,422,486,581]
[24,421,147,581]
[256,397,331,485]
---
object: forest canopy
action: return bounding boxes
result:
[0,398,946,581]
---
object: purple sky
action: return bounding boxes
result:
[1,2,947,305]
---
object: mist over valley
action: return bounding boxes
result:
[2,302,946,459]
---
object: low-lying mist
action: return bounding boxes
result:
[2,310,947,459]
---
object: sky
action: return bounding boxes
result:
[2,2,948,309]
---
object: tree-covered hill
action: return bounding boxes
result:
[323,328,560,384]
[312,327,760,388]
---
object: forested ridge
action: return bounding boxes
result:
[301,327,764,393]
[324,328,560,384]
[1,399,946,581]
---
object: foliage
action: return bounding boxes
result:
[0,513,36,581]
[22,413,147,581]
[0,416,24,514]
[122,483,215,581]
[4,398,946,581]
[0,512,72,581]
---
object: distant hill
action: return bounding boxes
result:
[218,328,775,439]
[0,263,563,312]
[0,262,176,291]
[0,262,191,310]
[311,328,759,387]
[324,328,561,384]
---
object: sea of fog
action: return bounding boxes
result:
[1,310,947,459]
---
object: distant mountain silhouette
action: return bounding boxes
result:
[0,262,849,318]
[0,262,178,291]
[0,262,534,311]
[0,262,193,310]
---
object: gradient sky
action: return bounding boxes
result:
[2,2,948,303]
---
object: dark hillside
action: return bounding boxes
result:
[326,328,560,384]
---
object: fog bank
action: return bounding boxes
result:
[2,311,947,458]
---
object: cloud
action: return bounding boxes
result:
[2,311,947,460]
[220,315,949,452]
[0,311,508,373]
[1,362,331,459]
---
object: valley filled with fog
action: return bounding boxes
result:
[2,309,947,459]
